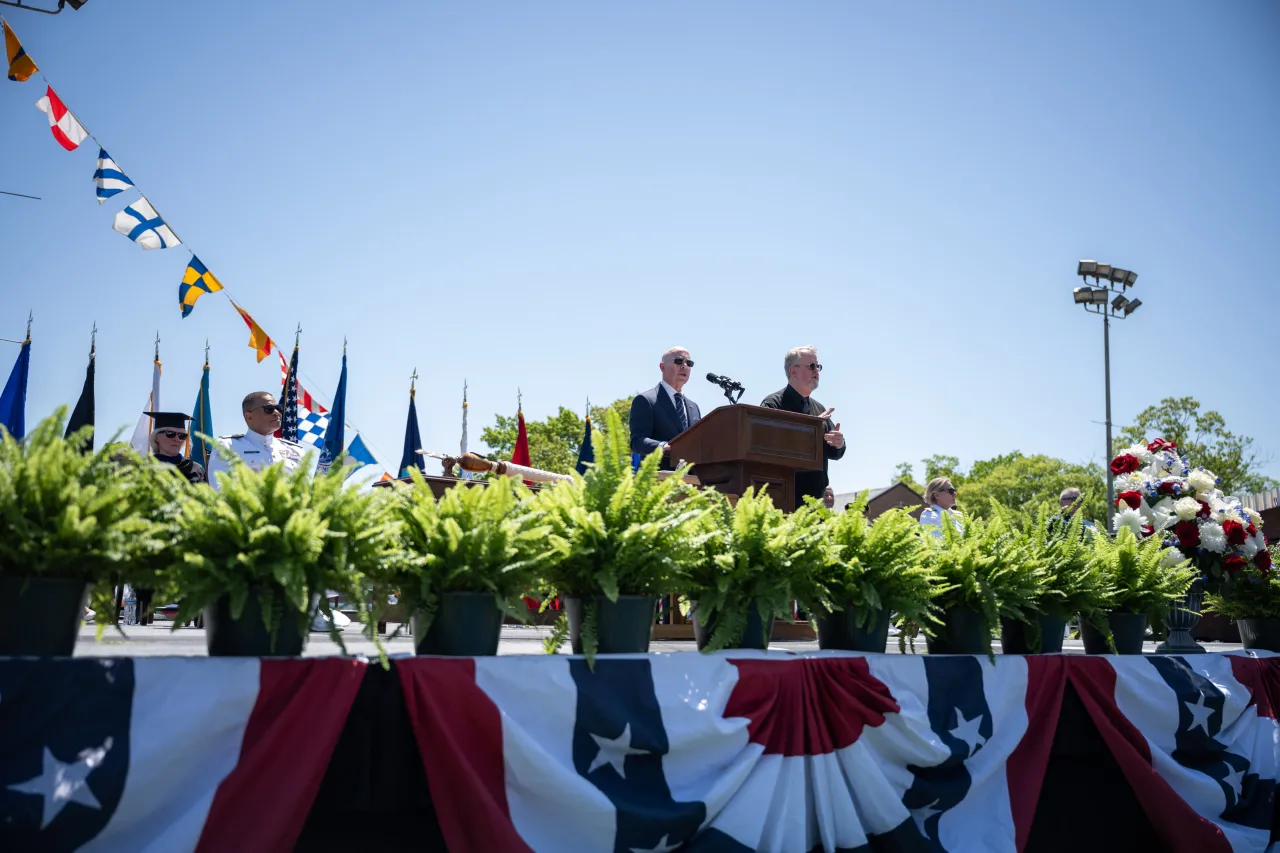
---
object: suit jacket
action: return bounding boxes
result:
[629,383,702,469]
[759,384,846,503]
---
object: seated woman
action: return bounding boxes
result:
[919,476,963,538]
[140,412,207,625]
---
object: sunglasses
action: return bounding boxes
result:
[803,362,823,372]
[256,404,283,415]
[941,487,957,494]
[671,357,694,367]
[161,431,189,441]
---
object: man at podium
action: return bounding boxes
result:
[760,345,845,504]
[629,346,703,470]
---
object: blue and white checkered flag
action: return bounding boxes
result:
[112,197,180,250]
[296,409,330,450]
[93,148,133,204]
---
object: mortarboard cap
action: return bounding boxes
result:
[143,412,193,431]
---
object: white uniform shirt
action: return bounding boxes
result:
[919,503,964,538]
[207,429,309,489]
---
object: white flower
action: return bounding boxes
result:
[1161,547,1188,569]
[1150,497,1177,531]
[1200,521,1227,554]
[1150,452,1180,477]
[1252,532,1268,552]
[1173,497,1201,521]
[1187,469,1217,494]
[1246,508,1264,529]
[1120,472,1147,491]
[1113,507,1147,537]
[1242,538,1260,559]
[1121,444,1153,464]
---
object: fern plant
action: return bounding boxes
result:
[1093,525,1197,616]
[168,459,400,653]
[380,473,548,632]
[686,488,832,652]
[808,493,945,633]
[1204,548,1280,620]
[530,409,707,662]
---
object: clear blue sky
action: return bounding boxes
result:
[1,1,1277,491]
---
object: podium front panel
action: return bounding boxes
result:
[745,414,823,469]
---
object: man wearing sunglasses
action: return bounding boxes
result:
[760,345,846,505]
[206,391,308,489]
[629,346,703,470]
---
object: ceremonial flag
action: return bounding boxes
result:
[459,382,472,479]
[318,347,347,474]
[0,657,365,851]
[64,335,94,453]
[4,19,37,82]
[190,351,213,468]
[575,413,594,475]
[280,344,301,442]
[113,197,180,250]
[346,434,377,469]
[179,256,223,317]
[129,347,161,454]
[231,300,274,363]
[93,148,133,204]
[278,350,327,417]
[0,337,30,440]
[512,408,530,468]
[34,85,87,150]
[399,377,425,478]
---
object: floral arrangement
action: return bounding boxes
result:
[1108,437,1270,591]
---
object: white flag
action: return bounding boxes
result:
[129,359,162,454]
[113,197,180,250]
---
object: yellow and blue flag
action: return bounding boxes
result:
[4,19,37,83]
[179,256,223,317]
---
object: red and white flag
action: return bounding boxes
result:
[35,85,88,151]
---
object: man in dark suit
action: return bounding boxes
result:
[629,346,703,470]
[760,345,846,504]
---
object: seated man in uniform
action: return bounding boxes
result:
[629,346,703,470]
[207,391,308,486]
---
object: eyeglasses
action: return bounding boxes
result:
[941,487,957,494]
[257,405,282,415]
[804,363,823,372]
[671,357,694,367]
[161,431,189,441]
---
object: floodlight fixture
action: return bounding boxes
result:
[1077,260,1098,277]
[1110,267,1130,284]
[1089,289,1108,305]
[1094,263,1113,281]
[1124,299,1142,316]
[1125,270,1138,286]
[1111,294,1129,311]
[1073,287,1093,304]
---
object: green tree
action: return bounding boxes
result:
[892,461,923,493]
[480,397,634,475]
[956,455,1106,523]
[922,454,963,484]
[1116,396,1277,495]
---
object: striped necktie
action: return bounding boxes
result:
[674,392,688,431]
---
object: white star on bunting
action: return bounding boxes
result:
[630,834,682,853]
[1222,764,1246,799]
[587,722,648,779]
[7,743,109,829]
[1184,694,1215,735]
[910,799,942,837]
[949,708,986,756]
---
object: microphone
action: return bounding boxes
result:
[705,372,743,390]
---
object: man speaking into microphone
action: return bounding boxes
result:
[629,346,703,470]
[760,345,846,504]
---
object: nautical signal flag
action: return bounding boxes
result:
[112,197,180,250]
[179,256,224,317]
[93,148,133,204]
[4,19,37,82]
[231,300,275,363]
[35,85,88,151]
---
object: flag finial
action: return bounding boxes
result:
[154,331,160,361]
[89,322,96,356]
[204,338,210,364]
[518,387,522,412]
[294,323,301,348]
[410,367,418,395]
[25,311,32,343]
[462,379,468,407]
[343,336,347,356]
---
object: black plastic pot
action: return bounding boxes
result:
[412,591,504,656]
[205,592,307,657]
[564,595,656,655]
[1082,611,1148,655]
[817,608,890,652]
[1000,615,1067,654]
[0,575,89,656]
[926,606,990,655]
[694,599,774,651]
[1237,618,1280,653]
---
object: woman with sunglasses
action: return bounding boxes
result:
[919,477,963,538]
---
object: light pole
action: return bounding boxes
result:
[1073,261,1142,532]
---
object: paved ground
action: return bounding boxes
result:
[73,622,1245,657]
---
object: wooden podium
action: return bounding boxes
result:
[667,404,826,512]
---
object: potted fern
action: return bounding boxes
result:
[1202,546,1280,651]
[810,495,943,652]
[1083,526,1197,654]
[0,410,159,655]
[169,458,399,656]
[924,514,1041,656]
[686,489,830,651]
[381,473,547,656]
[530,409,706,663]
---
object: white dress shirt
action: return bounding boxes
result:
[919,503,964,538]
[659,379,689,427]
[207,429,310,489]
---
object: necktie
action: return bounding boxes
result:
[674,392,689,431]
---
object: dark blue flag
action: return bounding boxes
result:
[65,340,94,453]
[575,415,594,475]
[319,350,347,473]
[0,338,31,439]
[399,383,425,478]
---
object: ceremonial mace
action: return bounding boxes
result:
[417,450,574,484]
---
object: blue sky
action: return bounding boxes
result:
[1,1,1277,491]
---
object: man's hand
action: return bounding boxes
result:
[824,422,845,449]
[661,442,671,453]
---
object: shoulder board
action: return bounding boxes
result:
[219,434,245,440]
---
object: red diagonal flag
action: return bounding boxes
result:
[511,408,530,468]
[35,85,88,151]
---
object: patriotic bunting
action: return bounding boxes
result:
[93,148,134,204]
[4,19,36,82]
[35,85,88,151]
[179,256,224,317]
[112,197,180,250]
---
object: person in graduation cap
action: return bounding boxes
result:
[146,411,207,485]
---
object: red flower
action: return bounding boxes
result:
[1197,500,1211,519]
[1247,523,1257,537]
[1116,490,1143,510]
[1110,454,1142,475]
[1156,480,1180,495]
[1225,554,1247,574]
[1223,519,1247,546]
[1147,438,1178,453]
[1174,520,1200,548]
[1257,550,1273,574]
[1141,525,1154,537]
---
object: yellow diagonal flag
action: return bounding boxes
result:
[4,19,37,83]
[230,299,276,363]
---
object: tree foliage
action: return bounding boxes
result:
[896,453,1105,522]
[1116,396,1276,495]
[481,397,633,475]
